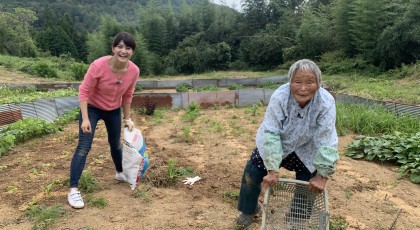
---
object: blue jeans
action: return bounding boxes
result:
[237,152,316,214]
[69,105,122,188]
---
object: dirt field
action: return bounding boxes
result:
[0,73,419,230]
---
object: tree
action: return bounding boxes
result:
[376,0,420,69]
[238,27,284,69]
[349,0,392,62]
[332,0,356,56]
[0,8,38,57]
[241,0,269,35]
[291,5,334,60]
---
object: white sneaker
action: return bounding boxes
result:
[115,172,127,182]
[68,189,84,209]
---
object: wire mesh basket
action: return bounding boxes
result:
[261,178,329,230]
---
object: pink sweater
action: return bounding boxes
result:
[79,56,140,111]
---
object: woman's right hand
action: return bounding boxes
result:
[263,171,279,187]
[81,119,91,134]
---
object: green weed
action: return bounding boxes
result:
[176,82,192,92]
[192,84,220,92]
[166,159,195,185]
[25,204,65,230]
[227,83,244,90]
[336,102,420,136]
[85,195,108,208]
[329,216,348,230]
[182,102,201,122]
[44,179,68,195]
[133,187,152,202]
[78,168,102,193]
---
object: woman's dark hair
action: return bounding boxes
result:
[112,32,136,51]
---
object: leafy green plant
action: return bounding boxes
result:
[70,62,88,81]
[79,168,102,193]
[258,81,280,89]
[45,179,68,195]
[192,84,220,92]
[135,84,143,92]
[150,108,165,125]
[227,83,243,90]
[0,134,15,157]
[6,184,18,193]
[176,82,192,92]
[0,108,79,157]
[329,216,348,230]
[182,102,201,122]
[0,118,59,157]
[85,195,108,208]
[0,86,77,104]
[133,187,152,202]
[176,125,194,143]
[25,204,65,230]
[32,62,58,78]
[222,190,240,208]
[346,132,420,183]
[336,102,420,136]
[166,158,195,185]
[0,118,59,143]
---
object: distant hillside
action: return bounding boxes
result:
[0,0,197,32]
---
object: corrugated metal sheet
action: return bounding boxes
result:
[336,94,420,118]
[56,96,79,116]
[33,98,58,122]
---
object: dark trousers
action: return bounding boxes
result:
[237,151,316,214]
[69,105,122,188]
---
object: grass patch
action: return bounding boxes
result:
[25,204,66,230]
[133,186,152,202]
[0,85,77,104]
[181,102,201,122]
[78,168,102,193]
[144,158,195,188]
[144,70,287,80]
[85,195,108,208]
[324,73,420,105]
[336,102,420,136]
[329,216,348,230]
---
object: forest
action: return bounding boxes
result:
[0,0,419,76]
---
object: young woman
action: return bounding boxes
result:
[68,32,140,209]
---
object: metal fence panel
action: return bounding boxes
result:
[20,102,38,120]
[33,99,58,123]
[55,97,79,115]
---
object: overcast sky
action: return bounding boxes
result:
[212,0,243,11]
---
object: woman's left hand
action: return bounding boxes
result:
[308,174,328,193]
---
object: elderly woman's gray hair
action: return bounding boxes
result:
[288,59,322,87]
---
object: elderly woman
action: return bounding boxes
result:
[236,59,339,227]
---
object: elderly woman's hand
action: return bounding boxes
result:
[309,174,328,193]
[262,171,279,187]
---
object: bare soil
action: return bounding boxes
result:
[0,74,419,230]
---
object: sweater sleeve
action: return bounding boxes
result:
[313,102,339,177]
[314,146,339,178]
[262,131,283,171]
[121,65,139,104]
[79,62,100,102]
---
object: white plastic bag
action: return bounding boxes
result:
[122,127,148,190]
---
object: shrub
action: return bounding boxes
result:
[78,167,102,193]
[32,62,58,78]
[70,62,88,81]
[25,204,65,229]
[176,83,192,92]
[192,84,219,92]
[227,83,243,90]
[182,102,201,122]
